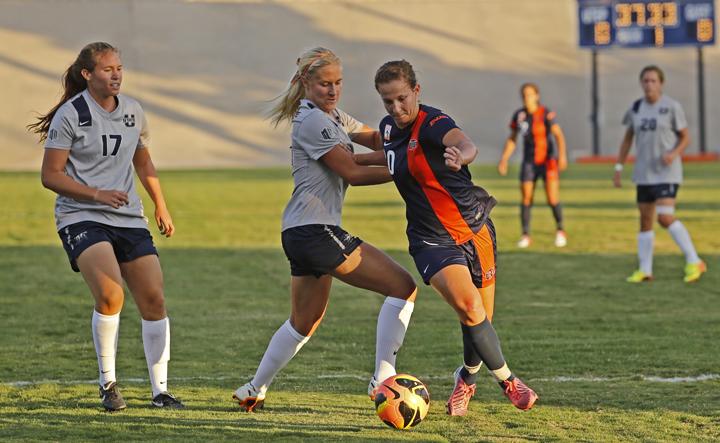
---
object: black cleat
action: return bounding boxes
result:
[151,391,185,409]
[99,382,127,412]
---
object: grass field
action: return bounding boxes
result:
[1,163,719,441]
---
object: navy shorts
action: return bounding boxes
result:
[520,159,559,183]
[281,224,363,277]
[636,183,680,203]
[410,219,497,288]
[59,221,158,272]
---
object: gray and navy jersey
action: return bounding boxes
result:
[622,95,687,185]
[281,99,364,231]
[44,89,150,230]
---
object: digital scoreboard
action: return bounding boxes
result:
[578,0,715,47]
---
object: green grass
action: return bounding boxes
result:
[1,164,719,441]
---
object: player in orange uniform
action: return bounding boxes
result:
[498,83,568,248]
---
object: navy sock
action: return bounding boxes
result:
[551,204,564,231]
[460,330,482,385]
[521,204,531,235]
[460,319,506,372]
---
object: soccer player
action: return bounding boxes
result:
[29,42,183,411]
[613,65,706,283]
[371,60,538,415]
[498,83,568,248]
[232,48,417,412]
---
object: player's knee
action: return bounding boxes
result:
[658,214,675,228]
[390,273,417,301]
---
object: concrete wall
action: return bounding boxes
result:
[1,0,718,170]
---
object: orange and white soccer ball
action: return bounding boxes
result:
[374,374,430,429]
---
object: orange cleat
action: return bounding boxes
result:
[446,367,476,416]
[500,377,537,411]
[233,382,265,412]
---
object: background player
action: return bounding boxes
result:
[29,42,183,411]
[613,65,706,283]
[372,60,538,415]
[233,47,417,412]
[498,83,568,248]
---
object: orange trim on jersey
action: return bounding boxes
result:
[406,110,474,244]
[471,224,496,287]
[532,106,548,165]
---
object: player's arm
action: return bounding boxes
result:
[321,144,392,185]
[350,125,382,150]
[133,148,174,237]
[41,148,129,208]
[498,128,519,176]
[613,127,634,188]
[442,128,477,173]
[663,127,690,166]
[550,123,568,171]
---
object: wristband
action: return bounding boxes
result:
[614,163,624,172]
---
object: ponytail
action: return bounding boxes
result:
[28,42,118,142]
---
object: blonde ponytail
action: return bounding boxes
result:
[268,47,340,127]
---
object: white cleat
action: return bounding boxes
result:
[555,230,567,248]
[517,235,531,248]
[233,382,265,412]
[368,376,379,401]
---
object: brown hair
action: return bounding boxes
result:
[639,65,665,83]
[520,82,539,96]
[374,60,417,90]
[267,47,341,127]
[28,42,119,142]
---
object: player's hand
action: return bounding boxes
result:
[662,151,676,166]
[559,156,568,171]
[443,146,463,172]
[497,160,508,176]
[155,206,175,238]
[613,170,622,188]
[94,190,129,208]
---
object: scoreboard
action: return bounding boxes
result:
[578,0,715,47]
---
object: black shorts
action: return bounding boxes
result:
[59,221,158,272]
[410,219,497,287]
[520,159,559,183]
[281,224,363,277]
[636,184,680,203]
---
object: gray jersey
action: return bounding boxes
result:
[44,89,150,230]
[281,99,364,231]
[622,95,687,185]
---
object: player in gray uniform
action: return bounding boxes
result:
[29,42,183,411]
[233,47,418,412]
[613,65,706,283]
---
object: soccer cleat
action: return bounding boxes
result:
[446,367,476,416]
[554,230,567,248]
[626,270,653,283]
[683,260,707,283]
[151,391,185,409]
[500,377,537,411]
[368,376,379,401]
[233,382,265,412]
[517,235,531,248]
[99,381,127,412]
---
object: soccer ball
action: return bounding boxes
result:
[374,374,430,429]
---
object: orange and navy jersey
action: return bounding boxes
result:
[509,106,557,165]
[381,104,490,249]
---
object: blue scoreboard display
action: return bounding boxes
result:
[578,0,715,47]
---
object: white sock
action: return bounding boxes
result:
[251,320,309,394]
[637,230,655,275]
[142,317,170,398]
[667,221,700,264]
[92,311,119,387]
[374,297,414,383]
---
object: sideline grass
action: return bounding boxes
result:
[1,164,719,441]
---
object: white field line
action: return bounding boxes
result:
[2,373,719,388]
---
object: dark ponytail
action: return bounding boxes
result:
[28,42,118,142]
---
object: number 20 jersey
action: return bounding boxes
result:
[381,104,487,251]
[44,89,150,230]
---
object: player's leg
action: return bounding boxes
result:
[330,241,417,395]
[656,193,705,282]
[75,241,126,411]
[519,180,535,248]
[544,167,566,247]
[628,186,656,282]
[235,274,332,411]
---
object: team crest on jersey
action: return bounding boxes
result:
[659,107,669,114]
[384,124,392,141]
[484,267,496,281]
[408,139,417,150]
[517,111,527,122]
[123,114,135,127]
